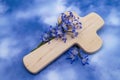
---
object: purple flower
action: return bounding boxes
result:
[49,26,57,37]
[81,55,89,65]
[42,32,50,42]
[61,23,68,31]
[61,13,66,22]
[66,47,79,64]
[70,47,79,55]
[64,20,69,25]
[73,32,78,37]
[77,22,82,29]
[66,53,78,64]
[69,11,74,17]
[61,33,67,43]
[56,26,64,39]
[79,49,89,65]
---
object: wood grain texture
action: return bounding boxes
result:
[23,12,104,74]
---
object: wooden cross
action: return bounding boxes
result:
[23,12,104,74]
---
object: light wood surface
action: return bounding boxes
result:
[23,12,104,74]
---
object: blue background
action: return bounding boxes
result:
[0,0,120,80]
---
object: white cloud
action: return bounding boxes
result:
[91,33,119,65]
[45,70,61,80]
[0,3,11,35]
[0,38,22,59]
[106,9,120,26]
[14,0,81,25]
[0,3,8,14]
[35,67,77,80]
[90,31,120,79]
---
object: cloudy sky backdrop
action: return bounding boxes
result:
[0,0,120,80]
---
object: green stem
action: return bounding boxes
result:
[30,37,55,52]
[78,52,83,59]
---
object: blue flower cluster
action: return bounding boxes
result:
[41,11,82,43]
[66,46,89,65]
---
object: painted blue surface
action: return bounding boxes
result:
[0,0,120,80]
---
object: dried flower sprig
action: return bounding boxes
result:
[66,46,89,65]
[41,11,82,43]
